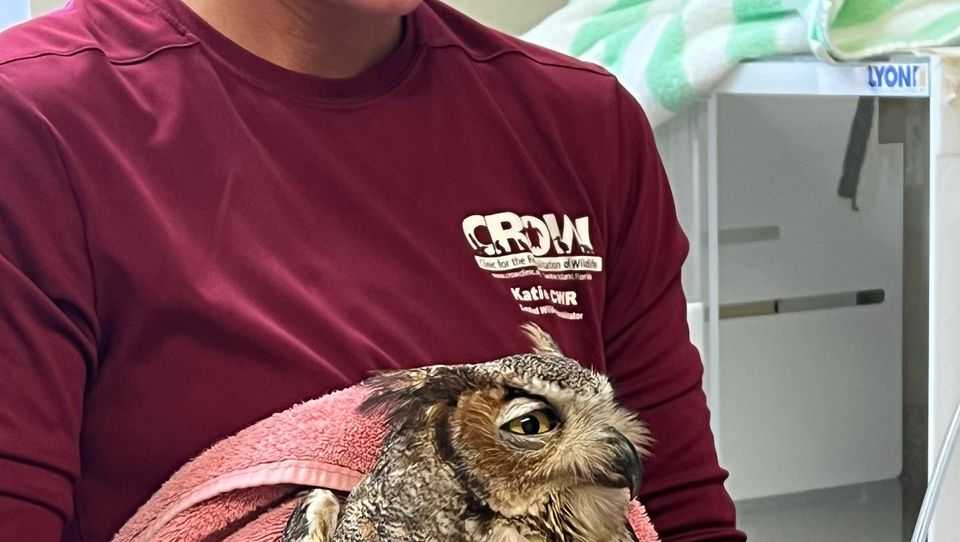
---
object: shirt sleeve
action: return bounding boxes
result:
[0,74,98,541]
[603,86,746,542]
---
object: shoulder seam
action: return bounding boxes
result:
[0,0,198,70]
[421,40,614,80]
[0,41,199,70]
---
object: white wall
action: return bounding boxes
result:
[1,1,29,28]
[30,0,62,16]
[443,0,564,34]
[929,55,960,542]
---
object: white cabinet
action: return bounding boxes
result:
[656,55,959,541]
[716,94,904,500]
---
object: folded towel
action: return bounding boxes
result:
[808,0,960,62]
[523,0,960,127]
[113,384,660,542]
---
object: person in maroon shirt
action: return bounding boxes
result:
[0,0,745,540]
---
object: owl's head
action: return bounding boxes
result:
[360,324,650,531]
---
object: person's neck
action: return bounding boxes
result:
[180,0,405,78]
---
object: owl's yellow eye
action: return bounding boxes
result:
[504,409,559,435]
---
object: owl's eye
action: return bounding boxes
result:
[503,409,559,436]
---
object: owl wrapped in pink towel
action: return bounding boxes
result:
[282,324,652,542]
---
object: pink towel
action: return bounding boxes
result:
[113,384,659,542]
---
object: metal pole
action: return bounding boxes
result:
[911,398,960,542]
[705,95,721,456]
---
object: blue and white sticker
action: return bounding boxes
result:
[864,63,929,96]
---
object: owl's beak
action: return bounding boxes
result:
[597,430,643,500]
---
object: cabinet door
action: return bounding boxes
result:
[715,95,903,500]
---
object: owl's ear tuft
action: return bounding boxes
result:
[521,322,564,356]
[359,366,473,429]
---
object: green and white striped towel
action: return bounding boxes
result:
[523,0,960,126]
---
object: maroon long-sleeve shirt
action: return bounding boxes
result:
[0,1,744,540]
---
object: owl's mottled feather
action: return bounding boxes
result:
[283,324,649,541]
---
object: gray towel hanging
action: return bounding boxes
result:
[837,96,876,211]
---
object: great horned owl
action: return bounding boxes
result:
[282,324,650,541]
